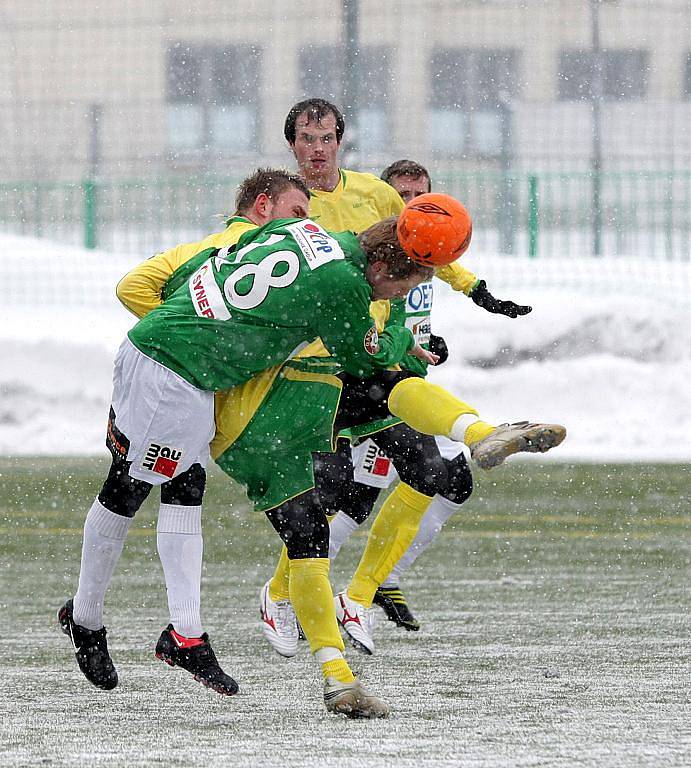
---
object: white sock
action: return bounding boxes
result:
[382,494,462,587]
[314,647,344,664]
[157,503,203,637]
[73,498,133,630]
[449,413,480,443]
[328,511,360,560]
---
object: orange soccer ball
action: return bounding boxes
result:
[397,192,473,266]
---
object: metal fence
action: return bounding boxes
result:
[2,171,689,260]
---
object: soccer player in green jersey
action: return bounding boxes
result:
[58,170,437,715]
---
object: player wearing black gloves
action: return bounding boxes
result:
[326,161,534,637]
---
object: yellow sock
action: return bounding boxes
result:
[464,421,496,446]
[321,658,356,683]
[388,378,478,437]
[289,557,344,655]
[348,482,431,608]
[268,545,291,602]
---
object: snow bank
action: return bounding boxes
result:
[1,234,689,459]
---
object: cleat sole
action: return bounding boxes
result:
[474,425,567,470]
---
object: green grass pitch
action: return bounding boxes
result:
[1,458,688,767]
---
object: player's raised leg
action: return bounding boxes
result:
[388,377,566,468]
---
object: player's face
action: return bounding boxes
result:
[389,174,430,204]
[366,262,425,300]
[268,187,310,220]
[290,112,341,188]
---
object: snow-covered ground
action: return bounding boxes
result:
[1,233,690,460]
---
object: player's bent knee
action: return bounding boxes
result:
[393,448,449,497]
[444,454,474,505]
[265,491,330,560]
[98,456,153,518]
[161,463,206,506]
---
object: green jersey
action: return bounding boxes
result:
[128,218,414,391]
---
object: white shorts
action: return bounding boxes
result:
[109,338,215,485]
[351,435,467,489]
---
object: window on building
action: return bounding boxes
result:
[428,49,517,157]
[299,45,343,103]
[557,49,649,101]
[298,45,392,152]
[166,42,261,155]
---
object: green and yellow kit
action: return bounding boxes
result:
[128,218,414,392]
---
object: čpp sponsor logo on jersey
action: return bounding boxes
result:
[406,281,433,313]
[303,222,334,253]
[286,220,345,269]
[142,443,183,478]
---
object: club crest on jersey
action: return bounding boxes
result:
[363,326,379,355]
[286,220,344,270]
[142,443,183,478]
[406,281,433,313]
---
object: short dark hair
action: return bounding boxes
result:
[234,168,309,215]
[381,159,432,191]
[284,98,345,144]
[358,216,434,281]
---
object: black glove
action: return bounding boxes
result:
[470,279,532,318]
[427,334,449,365]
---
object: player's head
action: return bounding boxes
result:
[358,216,434,300]
[284,98,345,144]
[284,98,345,188]
[381,159,432,203]
[234,168,310,226]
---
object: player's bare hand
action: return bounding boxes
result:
[410,344,440,366]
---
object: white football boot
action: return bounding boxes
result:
[470,421,566,470]
[334,591,376,655]
[324,676,390,719]
[259,581,299,658]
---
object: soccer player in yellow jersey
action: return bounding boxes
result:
[326,159,542,640]
[260,101,552,660]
